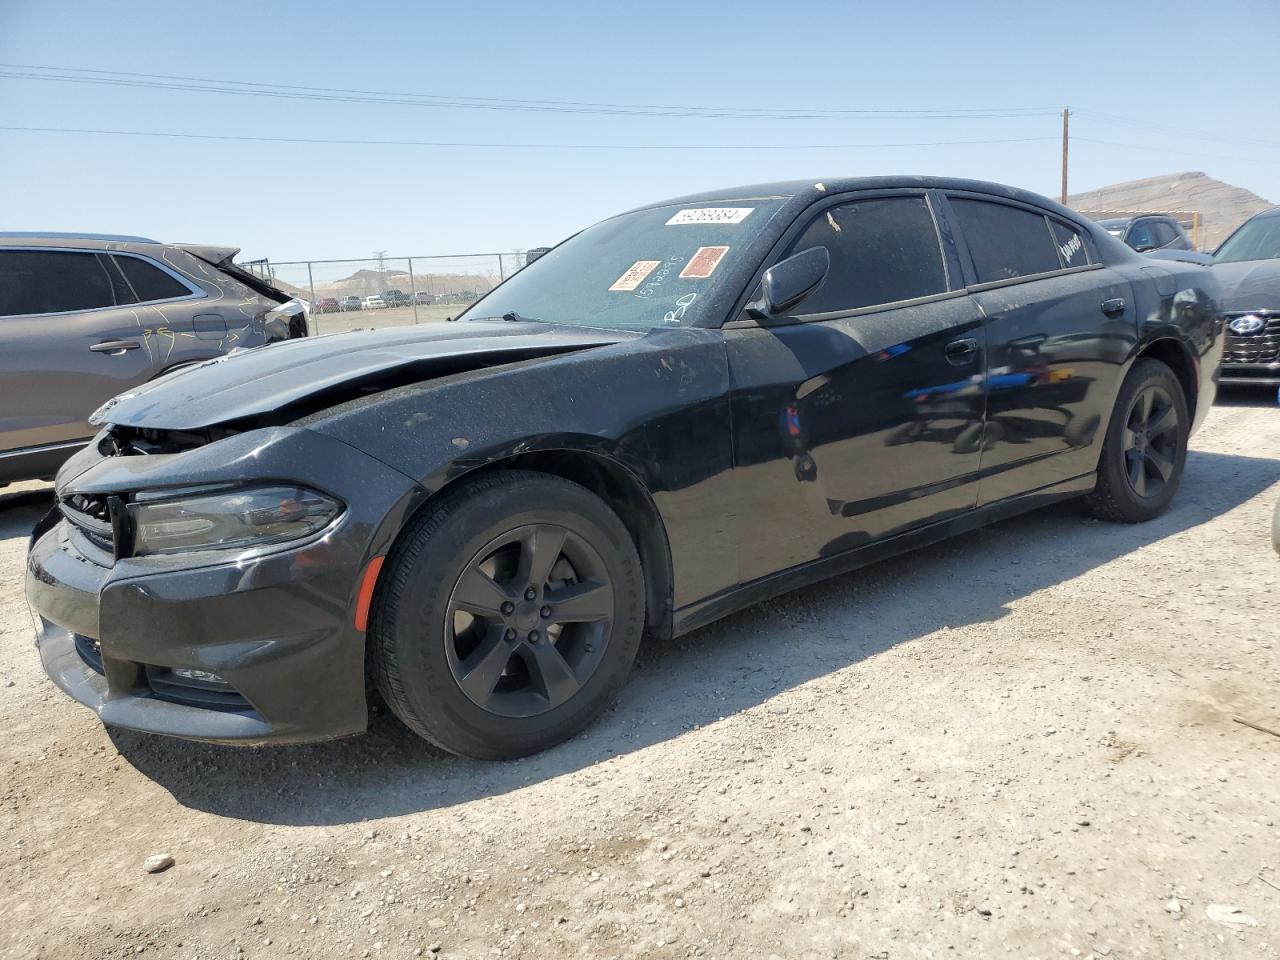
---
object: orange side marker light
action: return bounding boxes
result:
[354,555,386,631]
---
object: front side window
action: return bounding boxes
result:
[0,249,119,317]
[784,196,948,314]
[113,255,194,302]
[950,198,1062,282]
[460,198,790,330]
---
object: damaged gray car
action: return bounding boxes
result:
[0,233,308,484]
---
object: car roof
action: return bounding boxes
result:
[0,230,161,243]
[622,175,1089,226]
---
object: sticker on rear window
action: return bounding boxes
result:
[609,260,662,292]
[665,207,754,226]
[679,246,730,279]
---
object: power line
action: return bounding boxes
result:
[1073,136,1280,167]
[0,125,1061,150]
[0,63,1060,121]
[1073,109,1280,152]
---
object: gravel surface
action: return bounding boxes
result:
[2,393,1278,960]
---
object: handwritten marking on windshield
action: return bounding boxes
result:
[664,293,697,324]
[633,256,684,300]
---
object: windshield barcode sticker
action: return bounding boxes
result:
[665,207,754,226]
[609,260,662,292]
[679,246,729,279]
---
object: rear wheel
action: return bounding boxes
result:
[1084,358,1189,523]
[369,470,645,759]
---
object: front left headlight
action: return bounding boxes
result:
[126,485,342,557]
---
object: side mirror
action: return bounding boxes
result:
[747,247,830,319]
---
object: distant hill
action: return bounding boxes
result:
[1068,171,1273,251]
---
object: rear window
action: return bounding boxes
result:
[950,198,1062,282]
[113,255,193,302]
[0,249,119,316]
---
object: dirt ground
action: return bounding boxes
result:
[2,392,1278,960]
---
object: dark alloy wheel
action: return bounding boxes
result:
[446,523,615,718]
[1120,384,1179,500]
[1085,358,1189,523]
[369,470,645,759]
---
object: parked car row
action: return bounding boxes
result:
[315,289,480,312]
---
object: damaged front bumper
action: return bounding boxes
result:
[25,425,420,745]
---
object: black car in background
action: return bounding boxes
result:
[27,177,1223,759]
[1097,215,1194,253]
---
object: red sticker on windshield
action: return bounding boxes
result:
[609,260,661,292]
[679,246,729,279]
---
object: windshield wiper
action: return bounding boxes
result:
[500,311,544,323]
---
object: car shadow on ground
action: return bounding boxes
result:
[81,446,1277,827]
[0,486,52,541]
[1215,385,1277,408]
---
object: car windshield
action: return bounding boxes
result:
[459,198,790,330]
[1215,214,1280,263]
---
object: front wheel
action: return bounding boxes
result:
[369,470,645,759]
[1084,358,1189,523]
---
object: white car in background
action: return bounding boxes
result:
[362,295,386,310]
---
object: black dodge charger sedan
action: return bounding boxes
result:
[27,177,1224,759]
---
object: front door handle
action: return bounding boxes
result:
[89,340,141,354]
[945,337,979,366]
[1101,297,1126,316]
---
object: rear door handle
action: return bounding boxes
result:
[1101,297,1126,316]
[89,340,140,353]
[945,337,979,366]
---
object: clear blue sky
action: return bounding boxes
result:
[1,0,1277,263]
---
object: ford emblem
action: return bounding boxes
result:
[1229,314,1266,335]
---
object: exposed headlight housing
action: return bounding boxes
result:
[126,485,342,556]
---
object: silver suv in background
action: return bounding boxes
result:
[0,233,308,485]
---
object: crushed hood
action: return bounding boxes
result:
[1212,259,1280,312]
[92,321,633,431]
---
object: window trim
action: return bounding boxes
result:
[724,188,962,329]
[938,191,1103,291]
[0,246,206,319]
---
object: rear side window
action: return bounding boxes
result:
[113,255,193,302]
[1049,220,1089,268]
[786,196,948,314]
[0,250,119,317]
[950,198,1061,282]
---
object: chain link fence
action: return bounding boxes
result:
[239,252,530,333]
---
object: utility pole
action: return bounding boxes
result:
[1060,107,1070,205]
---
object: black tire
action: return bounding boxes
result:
[369,470,645,759]
[1084,358,1189,523]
